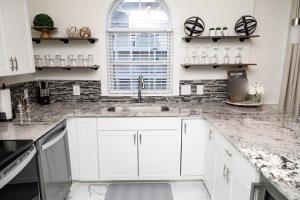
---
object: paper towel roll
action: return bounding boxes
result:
[0,89,13,120]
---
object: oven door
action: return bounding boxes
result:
[0,145,40,200]
[250,182,288,200]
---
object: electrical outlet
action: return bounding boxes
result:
[180,85,191,96]
[24,89,29,99]
[73,85,80,96]
[196,85,204,95]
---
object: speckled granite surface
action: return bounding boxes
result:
[0,102,299,200]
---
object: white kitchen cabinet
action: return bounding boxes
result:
[77,118,99,181]
[138,130,178,180]
[230,168,250,200]
[67,118,80,181]
[0,0,35,77]
[204,128,217,195]
[181,119,207,177]
[213,146,232,200]
[98,131,138,181]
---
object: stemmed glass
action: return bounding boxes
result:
[223,47,231,64]
[184,45,191,64]
[212,47,219,64]
[235,47,243,64]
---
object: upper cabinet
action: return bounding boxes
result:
[0,0,35,77]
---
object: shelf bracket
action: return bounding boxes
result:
[88,38,96,44]
[212,65,221,68]
[212,38,220,42]
[33,39,41,44]
[185,38,192,43]
[59,39,69,44]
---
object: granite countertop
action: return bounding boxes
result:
[0,102,299,200]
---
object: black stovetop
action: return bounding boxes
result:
[0,140,33,171]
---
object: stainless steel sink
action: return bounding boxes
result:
[107,106,170,113]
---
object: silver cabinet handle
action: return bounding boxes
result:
[184,123,187,134]
[139,134,142,145]
[134,134,136,145]
[9,57,14,71]
[14,57,18,71]
[225,149,232,157]
[209,129,213,140]
[226,168,231,184]
[223,165,227,179]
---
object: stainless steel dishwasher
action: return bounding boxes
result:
[36,121,71,200]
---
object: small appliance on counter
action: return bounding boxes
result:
[0,85,13,121]
[37,80,50,105]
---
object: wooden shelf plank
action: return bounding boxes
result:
[182,63,257,69]
[32,37,98,44]
[36,65,100,70]
[182,35,260,42]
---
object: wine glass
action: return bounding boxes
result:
[223,47,231,64]
[235,47,243,64]
[212,47,219,64]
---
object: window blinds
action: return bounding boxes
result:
[107,31,172,94]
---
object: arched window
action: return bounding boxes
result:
[107,0,172,94]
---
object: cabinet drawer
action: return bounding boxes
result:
[97,117,179,131]
[211,127,259,188]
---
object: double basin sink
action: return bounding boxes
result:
[107,106,170,113]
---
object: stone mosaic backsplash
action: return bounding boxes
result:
[7,79,228,106]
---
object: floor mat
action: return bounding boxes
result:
[104,183,173,200]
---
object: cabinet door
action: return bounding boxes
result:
[204,128,217,195]
[230,168,250,200]
[181,119,207,176]
[98,131,138,180]
[77,118,99,181]
[0,0,34,76]
[213,147,231,200]
[138,130,178,180]
[67,118,80,181]
[0,12,9,76]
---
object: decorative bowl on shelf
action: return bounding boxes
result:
[31,26,57,38]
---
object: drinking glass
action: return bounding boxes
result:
[87,55,94,66]
[67,55,75,66]
[223,47,231,64]
[78,55,84,66]
[235,47,243,64]
[55,55,62,66]
[44,55,51,66]
[83,59,88,67]
[212,47,219,64]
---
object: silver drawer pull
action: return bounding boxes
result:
[209,129,213,140]
[225,149,232,157]
[134,134,136,145]
[184,123,187,134]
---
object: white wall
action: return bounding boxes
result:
[0,0,292,103]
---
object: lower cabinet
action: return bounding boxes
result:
[181,119,207,177]
[98,131,138,180]
[98,130,178,181]
[203,128,216,195]
[76,118,99,181]
[213,147,231,200]
[206,125,260,200]
[138,130,177,180]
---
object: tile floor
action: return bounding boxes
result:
[66,182,210,200]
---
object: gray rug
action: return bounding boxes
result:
[104,183,173,200]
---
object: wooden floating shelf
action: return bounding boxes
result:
[36,65,100,70]
[183,35,260,43]
[32,37,98,44]
[182,63,257,69]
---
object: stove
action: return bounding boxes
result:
[0,140,33,171]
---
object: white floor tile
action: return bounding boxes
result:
[66,182,210,200]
